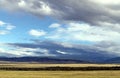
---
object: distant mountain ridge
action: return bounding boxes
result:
[103,57,120,63]
[1,56,120,64]
[0,57,89,63]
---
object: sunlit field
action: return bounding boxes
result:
[0,63,120,68]
[0,63,119,78]
[0,71,120,78]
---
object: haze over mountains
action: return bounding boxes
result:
[0,56,119,64]
[103,57,120,63]
[0,57,88,63]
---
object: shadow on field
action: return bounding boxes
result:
[0,66,120,71]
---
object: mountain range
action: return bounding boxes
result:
[0,57,89,63]
[0,56,119,63]
[103,57,120,64]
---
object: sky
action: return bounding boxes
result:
[0,0,120,61]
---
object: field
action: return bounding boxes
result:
[0,71,120,78]
[0,63,120,68]
[0,63,120,78]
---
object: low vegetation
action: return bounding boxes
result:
[0,63,119,78]
[0,63,120,71]
[0,71,119,78]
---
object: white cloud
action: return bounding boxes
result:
[47,22,120,42]
[0,21,5,26]
[0,20,15,35]
[17,0,53,15]
[49,23,61,28]
[29,29,46,37]
[91,0,120,5]
[56,50,69,55]
[0,43,55,57]
[0,47,37,56]
[18,0,26,7]
[38,1,52,15]
[0,30,9,35]
[0,48,5,52]
[94,42,120,55]
[6,25,15,30]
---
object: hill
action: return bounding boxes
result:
[0,57,89,63]
[103,57,120,63]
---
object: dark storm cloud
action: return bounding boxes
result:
[44,0,111,25]
[0,0,120,25]
[6,41,116,62]
[44,0,120,25]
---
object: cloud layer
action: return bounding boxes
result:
[46,23,120,42]
[1,0,120,25]
[29,29,46,37]
[0,0,120,60]
[4,41,116,62]
[0,0,120,37]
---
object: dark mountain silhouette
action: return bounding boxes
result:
[103,57,120,63]
[0,57,89,63]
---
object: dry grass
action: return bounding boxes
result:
[0,71,119,78]
[0,63,120,68]
[0,63,120,78]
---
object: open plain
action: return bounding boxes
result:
[0,63,119,78]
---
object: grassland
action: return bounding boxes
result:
[0,63,120,68]
[0,63,120,78]
[0,71,120,78]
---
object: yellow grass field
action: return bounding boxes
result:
[0,63,120,68]
[0,63,120,78]
[0,71,120,78]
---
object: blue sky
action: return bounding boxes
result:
[0,10,58,43]
[0,0,120,61]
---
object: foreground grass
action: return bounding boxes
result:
[0,63,120,78]
[0,71,120,78]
